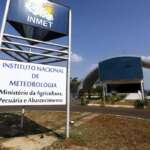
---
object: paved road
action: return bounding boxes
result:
[0,105,149,120]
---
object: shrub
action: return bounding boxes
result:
[147,102,150,109]
[144,99,150,109]
[134,100,145,109]
[144,99,149,106]
[81,96,86,106]
[86,99,89,105]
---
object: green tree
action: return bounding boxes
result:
[70,77,81,99]
[95,85,103,98]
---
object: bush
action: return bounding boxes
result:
[147,102,150,109]
[81,96,86,106]
[144,99,149,106]
[134,100,145,109]
[108,92,127,104]
[144,99,150,109]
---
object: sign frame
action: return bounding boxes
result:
[0,60,67,106]
[0,0,72,138]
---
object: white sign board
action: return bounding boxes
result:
[0,60,67,106]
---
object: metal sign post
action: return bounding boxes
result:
[102,83,106,106]
[66,10,72,138]
[141,80,145,101]
[21,107,25,129]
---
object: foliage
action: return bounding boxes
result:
[79,85,103,100]
[106,92,126,104]
[146,101,150,109]
[144,90,150,96]
[144,99,149,106]
[143,99,150,109]
[80,96,89,105]
[78,89,85,98]
[134,100,145,109]
[70,77,81,98]
[95,85,103,97]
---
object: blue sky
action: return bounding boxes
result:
[58,0,150,89]
[1,0,150,89]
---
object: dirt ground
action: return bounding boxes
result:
[0,111,92,150]
[60,115,150,150]
[0,111,149,150]
[49,115,150,150]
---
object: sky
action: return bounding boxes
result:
[1,0,150,89]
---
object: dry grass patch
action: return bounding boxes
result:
[25,111,86,130]
[0,112,149,150]
[52,115,150,150]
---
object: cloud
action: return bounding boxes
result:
[71,52,83,63]
[141,56,150,59]
[89,63,98,71]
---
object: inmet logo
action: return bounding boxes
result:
[25,0,54,28]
